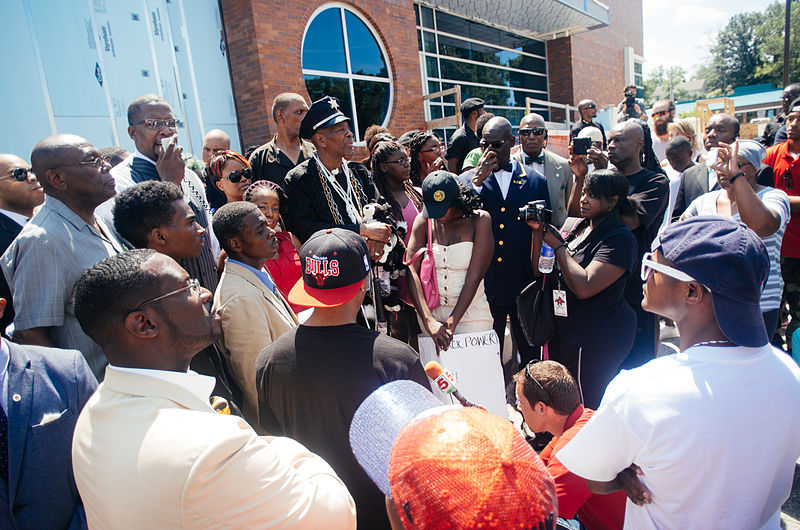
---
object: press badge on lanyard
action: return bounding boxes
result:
[553,288,567,317]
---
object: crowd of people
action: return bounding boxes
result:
[1,79,799,530]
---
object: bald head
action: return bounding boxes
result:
[577,100,597,120]
[202,129,231,164]
[0,154,27,175]
[520,113,546,129]
[0,154,44,214]
[482,117,514,166]
[30,134,92,180]
[608,121,644,171]
[482,116,513,139]
[704,113,739,150]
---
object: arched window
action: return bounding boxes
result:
[302,5,392,143]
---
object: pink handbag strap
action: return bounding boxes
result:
[403,219,435,266]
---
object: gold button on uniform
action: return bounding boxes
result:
[498,241,504,245]
[499,224,504,229]
[500,207,506,212]
[497,257,502,262]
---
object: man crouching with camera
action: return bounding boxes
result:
[459,116,551,374]
[527,169,638,408]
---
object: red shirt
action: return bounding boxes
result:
[765,141,800,258]
[539,406,626,530]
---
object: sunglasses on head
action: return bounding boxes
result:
[518,128,546,137]
[581,104,597,110]
[1,168,33,182]
[221,168,253,183]
[480,138,507,149]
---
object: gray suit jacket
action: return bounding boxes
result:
[1,341,97,529]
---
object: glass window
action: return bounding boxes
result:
[420,5,434,29]
[423,31,436,54]
[302,9,346,73]
[302,6,392,142]
[345,12,388,77]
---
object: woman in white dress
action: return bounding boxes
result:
[405,171,494,351]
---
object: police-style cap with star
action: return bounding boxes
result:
[421,170,460,219]
[299,96,351,140]
[289,227,370,308]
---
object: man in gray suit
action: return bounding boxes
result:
[514,113,577,227]
[0,297,97,529]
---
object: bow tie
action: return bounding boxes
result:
[497,162,513,172]
[524,155,544,165]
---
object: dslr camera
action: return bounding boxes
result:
[518,200,552,223]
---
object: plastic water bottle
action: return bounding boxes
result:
[539,243,555,274]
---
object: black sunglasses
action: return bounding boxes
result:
[480,138,507,149]
[519,128,546,137]
[1,168,33,182]
[221,168,253,183]
[581,104,597,110]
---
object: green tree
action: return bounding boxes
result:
[756,0,800,85]
[706,11,766,94]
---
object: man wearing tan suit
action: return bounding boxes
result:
[71,249,355,529]
[212,202,299,426]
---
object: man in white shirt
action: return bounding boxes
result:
[649,99,675,162]
[71,249,356,529]
[556,216,800,529]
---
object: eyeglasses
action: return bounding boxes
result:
[419,145,444,153]
[518,128,546,137]
[651,110,670,118]
[480,138,507,149]
[129,118,179,129]
[60,156,112,169]
[641,251,697,283]
[0,168,34,182]
[783,169,794,190]
[221,168,253,183]
[134,278,201,311]
[580,104,597,110]
[385,157,411,167]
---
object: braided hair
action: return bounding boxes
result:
[408,131,437,187]
[243,180,290,228]
[207,150,251,181]
[371,140,423,220]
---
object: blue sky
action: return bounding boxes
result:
[642,0,769,77]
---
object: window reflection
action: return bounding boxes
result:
[302,7,392,142]
[302,9,346,73]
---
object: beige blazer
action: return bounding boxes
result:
[514,149,574,227]
[214,260,299,425]
[71,368,356,529]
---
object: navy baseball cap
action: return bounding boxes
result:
[299,96,350,140]
[421,170,460,219]
[460,97,484,115]
[658,216,770,347]
[289,227,370,308]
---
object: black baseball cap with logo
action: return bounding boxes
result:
[299,96,351,140]
[421,170,460,219]
[289,227,370,308]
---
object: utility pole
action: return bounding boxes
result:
[785,0,792,88]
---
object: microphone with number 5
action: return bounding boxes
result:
[424,360,479,408]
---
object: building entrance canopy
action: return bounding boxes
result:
[418,0,609,40]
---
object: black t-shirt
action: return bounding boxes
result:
[556,215,637,349]
[255,324,427,530]
[445,125,480,173]
[570,120,607,149]
[624,168,669,308]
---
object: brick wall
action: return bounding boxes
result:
[220,0,426,155]
[546,37,573,123]
[570,0,644,109]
